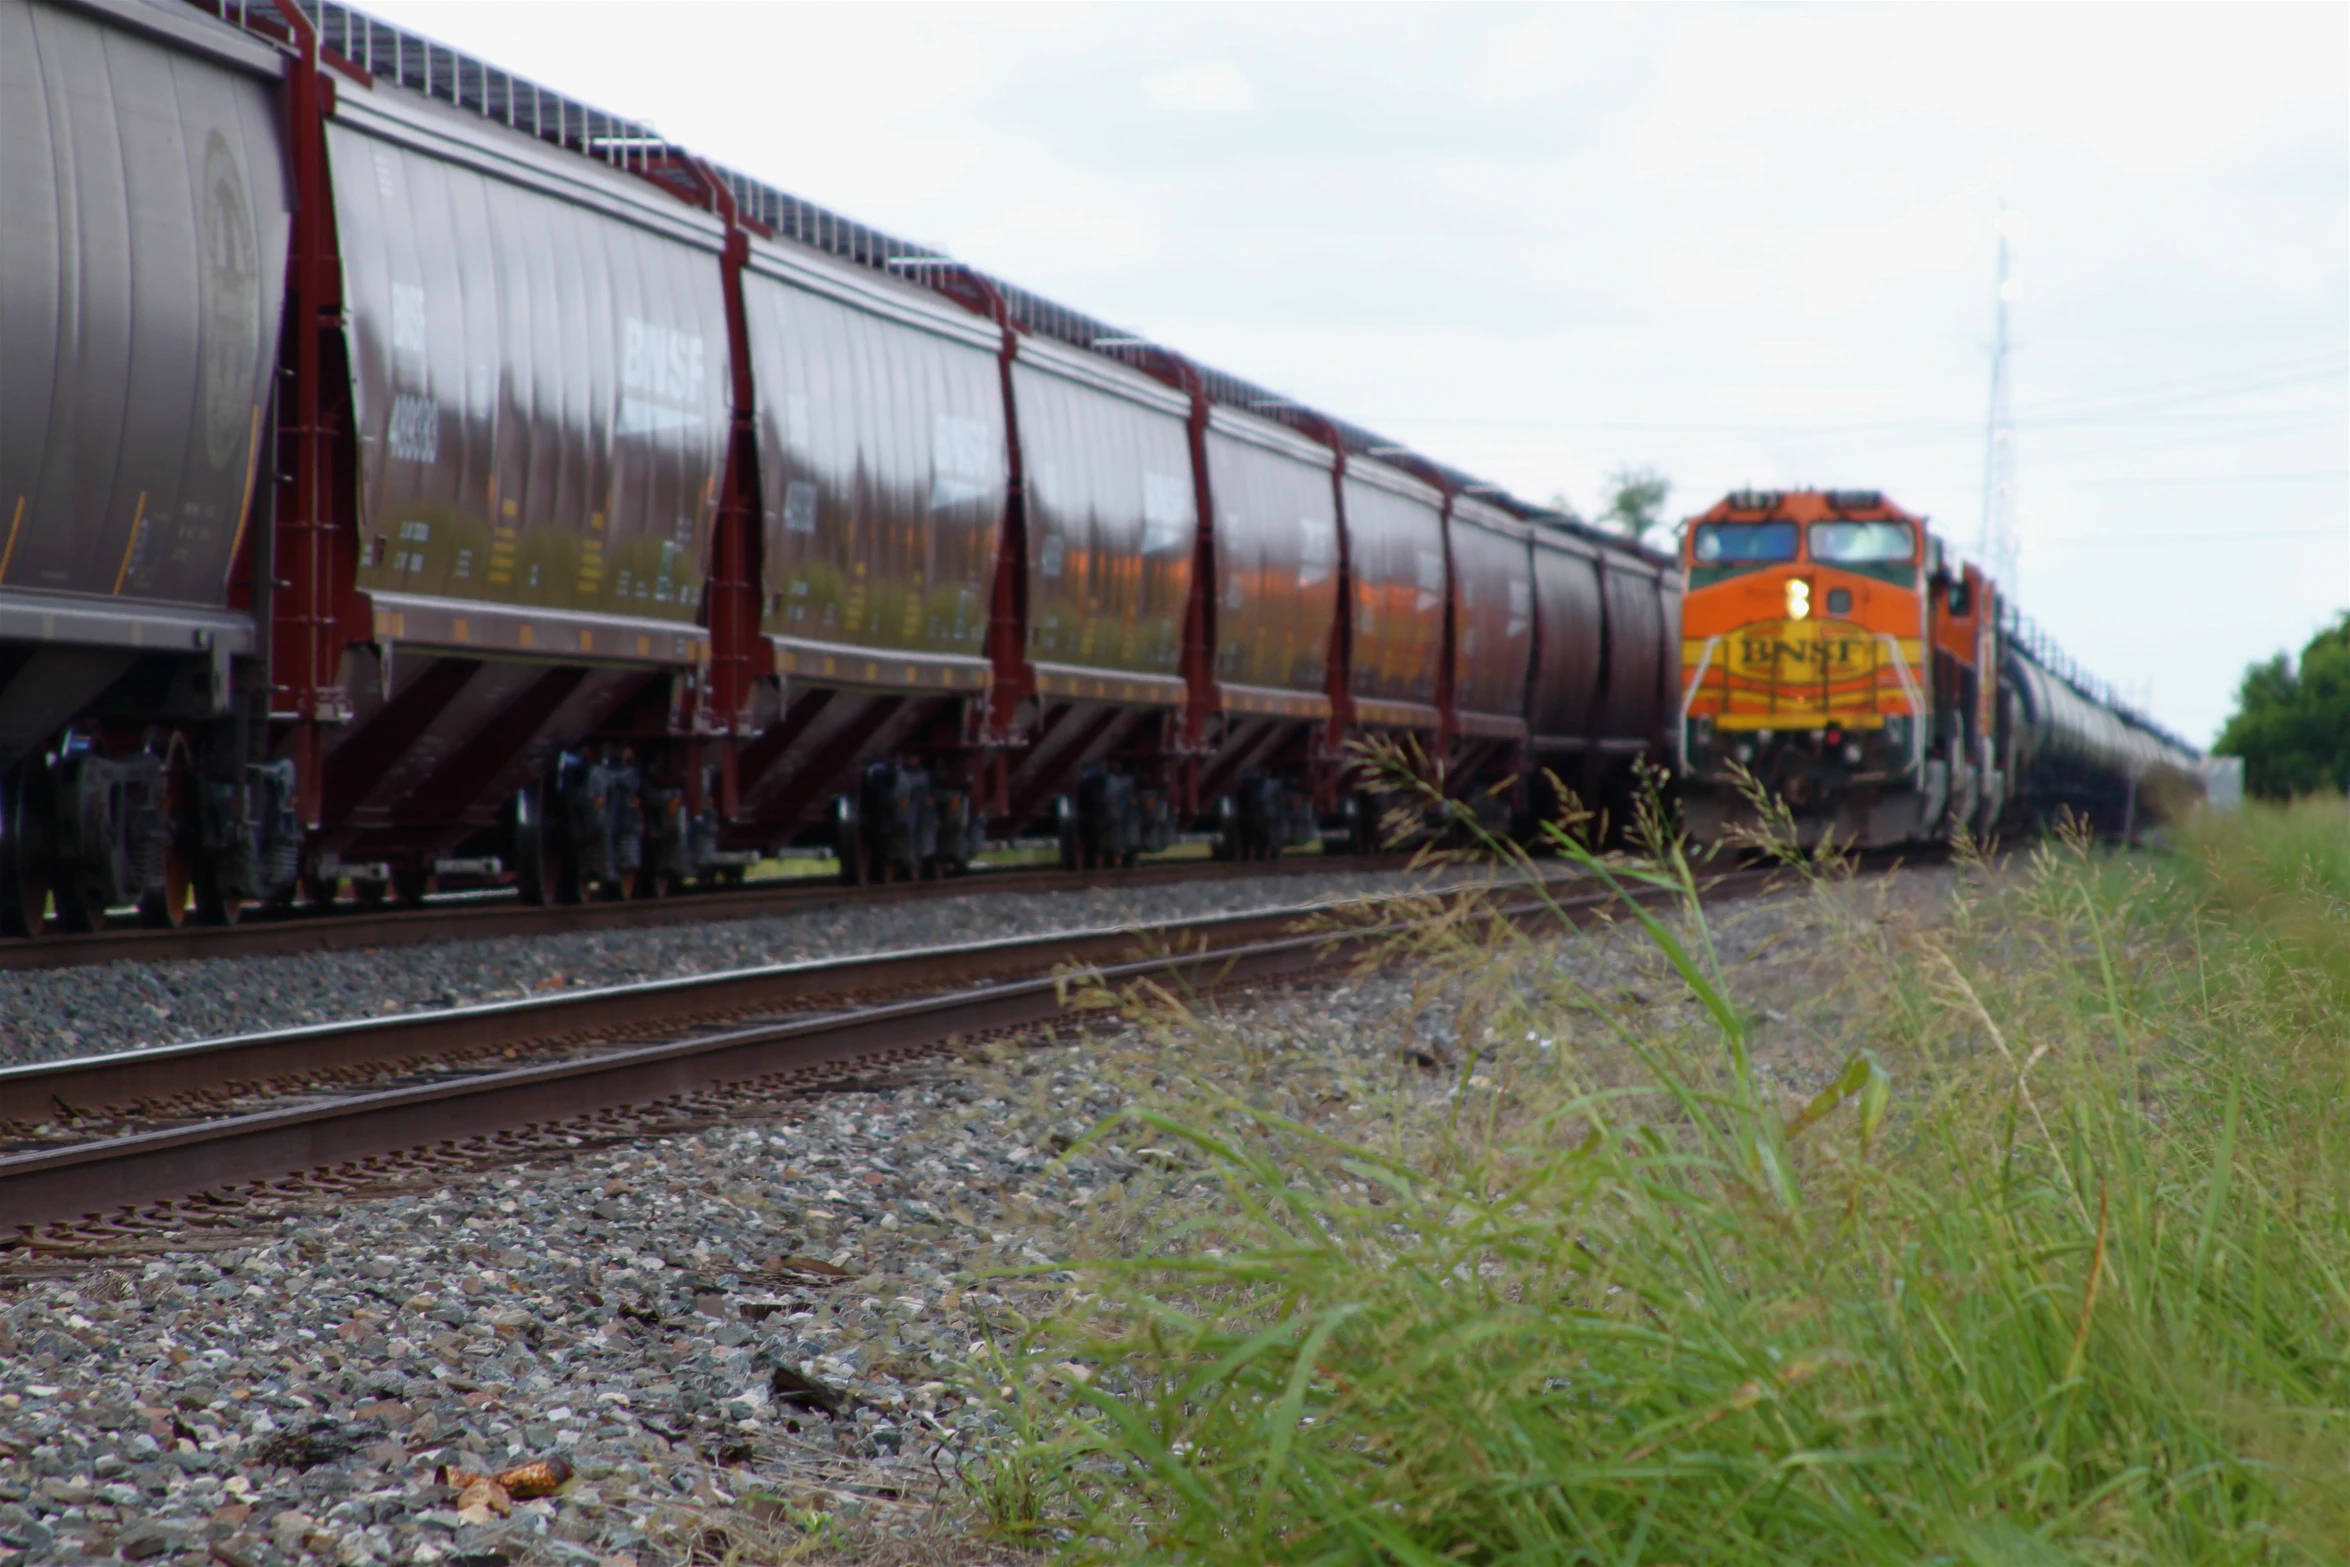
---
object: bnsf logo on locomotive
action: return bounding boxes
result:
[1729,620,1872,678]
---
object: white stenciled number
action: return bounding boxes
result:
[389,394,439,462]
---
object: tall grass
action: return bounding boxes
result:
[975,784,2350,1565]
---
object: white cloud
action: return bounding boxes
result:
[1143,61,1259,116]
[1752,340,1841,369]
[1656,195,1981,315]
[1641,6,2344,179]
[961,199,1144,259]
[1637,130,1767,189]
[1503,18,1553,69]
[1712,385,1902,420]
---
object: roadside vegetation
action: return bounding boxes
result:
[965,779,2350,1565]
[2215,610,2350,800]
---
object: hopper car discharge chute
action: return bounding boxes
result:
[0,0,1681,937]
[1675,488,2207,849]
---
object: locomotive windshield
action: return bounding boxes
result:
[1808,520,1914,563]
[1692,521,1797,563]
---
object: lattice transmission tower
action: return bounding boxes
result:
[1979,207,2022,591]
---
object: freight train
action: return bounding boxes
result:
[1676,489,2207,849]
[0,0,1683,934]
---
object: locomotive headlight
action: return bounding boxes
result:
[1785,577,1812,621]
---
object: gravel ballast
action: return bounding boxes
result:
[0,864,1483,1068]
[0,865,1958,1564]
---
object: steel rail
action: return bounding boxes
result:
[0,879,1546,1124]
[0,868,1774,1231]
[0,850,1416,974]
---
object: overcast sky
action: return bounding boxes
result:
[367,0,2348,744]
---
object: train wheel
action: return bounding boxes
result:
[513,784,556,905]
[138,756,194,931]
[353,878,390,909]
[834,796,868,886]
[54,873,106,934]
[1210,796,1240,862]
[636,867,675,900]
[194,861,246,927]
[0,763,52,938]
[140,871,191,928]
[605,869,637,902]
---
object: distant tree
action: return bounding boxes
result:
[2214,613,2350,799]
[1599,466,1672,545]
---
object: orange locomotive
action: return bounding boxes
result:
[1675,489,2000,848]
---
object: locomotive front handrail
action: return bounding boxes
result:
[1677,635,1723,765]
[1875,633,1927,769]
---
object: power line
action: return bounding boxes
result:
[1998,356,2349,425]
[2012,415,2345,463]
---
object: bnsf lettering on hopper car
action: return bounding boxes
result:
[618,318,708,436]
[782,480,820,535]
[621,318,706,400]
[200,130,263,474]
[1140,472,1190,554]
[390,282,427,354]
[930,413,996,509]
[1299,517,1337,586]
[1414,548,1443,610]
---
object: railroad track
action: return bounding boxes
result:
[0,865,1777,1252]
[0,850,1415,973]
